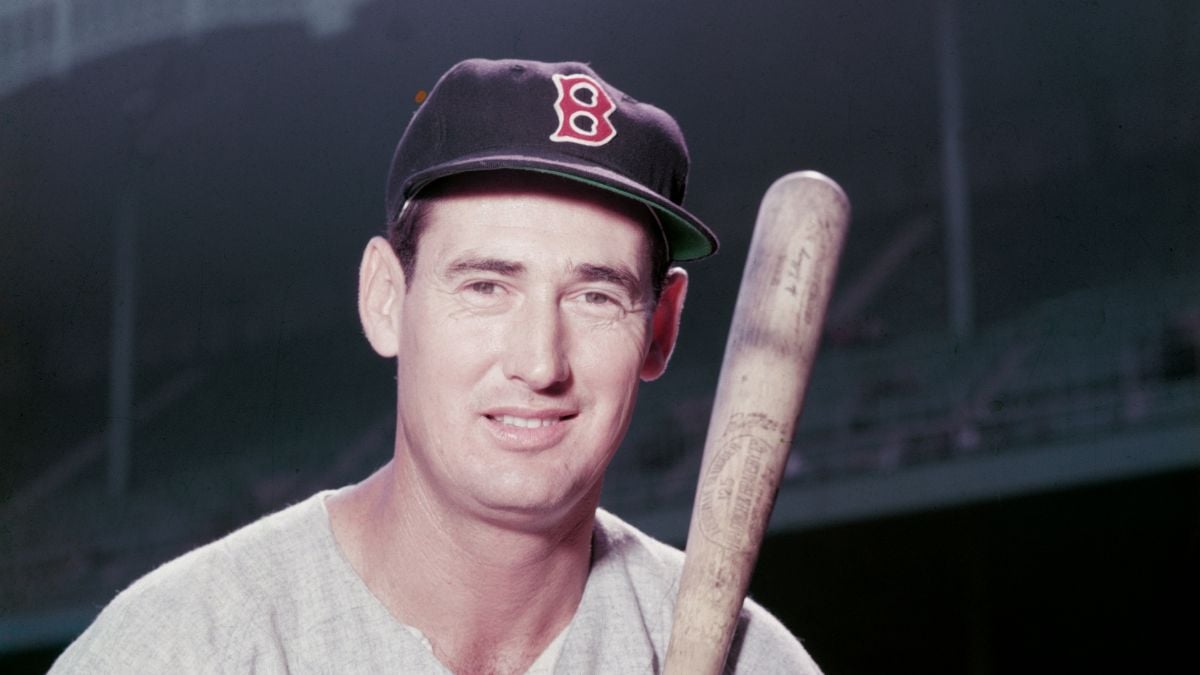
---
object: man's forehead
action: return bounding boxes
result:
[433,245,646,286]
[421,170,655,221]
[419,172,658,256]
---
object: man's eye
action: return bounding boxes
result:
[572,290,630,320]
[468,281,499,295]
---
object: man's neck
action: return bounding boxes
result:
[327,461,596,675]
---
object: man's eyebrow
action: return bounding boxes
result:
[574,263,646,298]
[444,256,526,277]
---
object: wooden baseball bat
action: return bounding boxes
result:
[663,171,850,674]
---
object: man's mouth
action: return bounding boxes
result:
[495,415,557,429]
[485,412,578,429]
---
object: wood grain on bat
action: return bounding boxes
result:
[664,171,849,674]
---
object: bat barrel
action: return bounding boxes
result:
[664,171,849,674]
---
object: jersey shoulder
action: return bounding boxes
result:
[49,494,329,673]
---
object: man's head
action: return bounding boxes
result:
[358,58,712,528]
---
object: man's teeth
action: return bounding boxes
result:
[497,415,560,429]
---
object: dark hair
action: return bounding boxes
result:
[386,175,672,301]
[388,195,431,283]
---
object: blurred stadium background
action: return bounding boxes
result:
[1,0,1197,672]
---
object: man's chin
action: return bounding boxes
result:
[469,485,598,533]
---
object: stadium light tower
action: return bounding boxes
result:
[938,0,975,341]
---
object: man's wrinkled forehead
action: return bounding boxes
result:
[418,170,650,219]
[426,170,660,246]
[416,172,661,285]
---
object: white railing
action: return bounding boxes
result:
[0,0,370,97]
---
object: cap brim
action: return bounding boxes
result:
[403,153,718,261]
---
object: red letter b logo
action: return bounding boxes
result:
[550,73,617,147]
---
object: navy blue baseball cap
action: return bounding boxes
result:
[386,58,718,261]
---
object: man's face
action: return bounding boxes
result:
[382,174,683,529]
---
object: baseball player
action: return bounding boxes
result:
[52,58,822,674]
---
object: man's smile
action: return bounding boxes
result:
[491,414,564,429]
[480,407,580,450]
[483,407,579,427]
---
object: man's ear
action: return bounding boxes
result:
[358,236,406,357]
[641,267,688,382]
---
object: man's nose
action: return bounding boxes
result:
[502,297,571,391]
